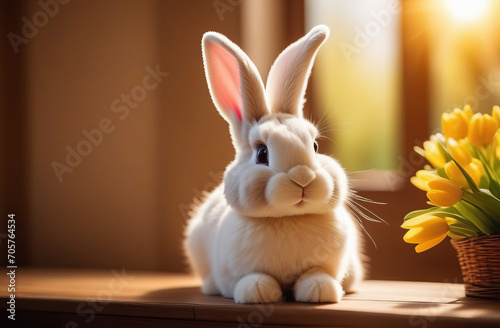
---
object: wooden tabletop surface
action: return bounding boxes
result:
[1,268,499,327]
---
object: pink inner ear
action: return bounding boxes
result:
[206,42,242,121]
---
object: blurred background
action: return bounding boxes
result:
[1,0,500,282]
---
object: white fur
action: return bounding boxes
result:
[185,25,363,304]
[266,25,330,117]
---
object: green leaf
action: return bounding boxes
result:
[403,207,440,221]
[479,175,490,189]
[437,167,448,179]
[454,199,497,234]
[448,231,468,239]
[467,190,500,231]
[433,210,479,230]
[448,225,478,237]
[437,141,453,163]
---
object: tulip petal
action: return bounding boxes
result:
[401,214,435,228]
[468,113,499,147]
[492,105,500,126]
[403,228,422,244]
[411,177,429,191]
[415,233,447,253]
[483,114,498,145]
[463,105,473,122]
[442,110,468,140]
[427,178,462,207]
[444,161,468,188]
[403,217,448,243]
[427,190,461,207]
[447,138,472,166]
[496,134,500,160]
[423,141,447,168]
[467,159,483,187]
[468,113,483,147]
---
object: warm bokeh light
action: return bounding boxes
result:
[445,0,490,22]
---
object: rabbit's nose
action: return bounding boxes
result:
[288,165,316,188]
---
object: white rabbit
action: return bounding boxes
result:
[184,25,364,304]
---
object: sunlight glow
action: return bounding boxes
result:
[445,0,490,22]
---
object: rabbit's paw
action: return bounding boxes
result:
[234,273,283,303]
[294,271,343,303]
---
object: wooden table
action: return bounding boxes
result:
[1,268,499,327]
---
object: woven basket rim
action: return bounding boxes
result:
[450,233,500,246]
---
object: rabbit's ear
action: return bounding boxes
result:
[265,25,329,117]
[202,32,269,140]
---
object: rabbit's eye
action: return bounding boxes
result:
[314,141,319,153]
[256,144,269,165]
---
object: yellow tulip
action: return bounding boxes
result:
[468,113,499,147]
[410,170,438,191]
[444,161,468,188]
[402,215,449,253]
[423,140,446,168]
[441,108,469,140]
[444,160,482,188]
[492,106,500,126]
[463,104,474,122]
[447,138,472,166]
[427,177,462,207]
[496,134,500,160]
[469,158,484,185]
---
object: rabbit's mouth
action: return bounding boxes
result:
[295,188,306,207]
[295,189,306,206]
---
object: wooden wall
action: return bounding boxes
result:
[1,0,240,271]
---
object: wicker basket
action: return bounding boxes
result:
[451,234,500,299]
